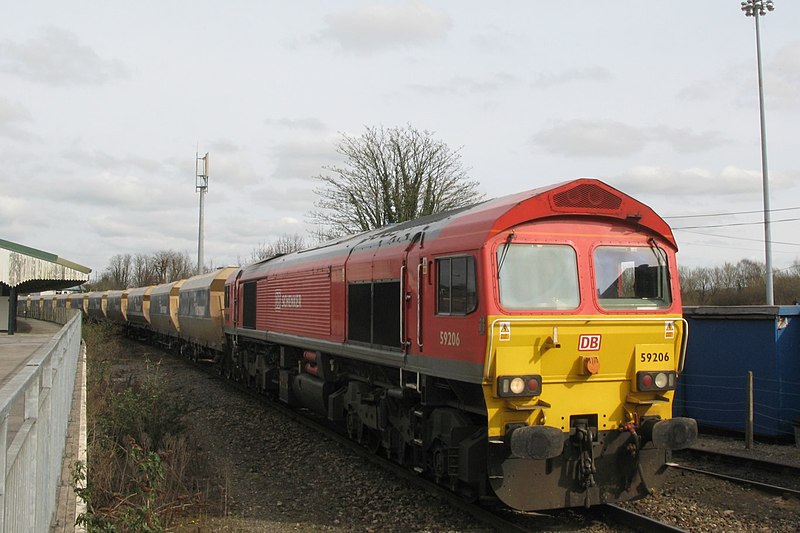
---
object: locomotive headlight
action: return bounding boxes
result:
[497,375,542,398]
[654,372,669,389]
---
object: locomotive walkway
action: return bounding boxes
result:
[0,315,86,532]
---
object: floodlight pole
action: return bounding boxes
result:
[196,152,209,275]
[742,0,775,305]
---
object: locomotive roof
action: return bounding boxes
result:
[240,178,676,277]
[441,178,676,247]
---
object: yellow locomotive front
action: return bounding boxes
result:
[482,218,697,510]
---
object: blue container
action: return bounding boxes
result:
[675,306,800,438]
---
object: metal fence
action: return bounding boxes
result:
[0,312,82,531]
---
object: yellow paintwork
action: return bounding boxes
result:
[482,314,686,438]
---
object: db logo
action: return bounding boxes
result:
[578,334,602,351]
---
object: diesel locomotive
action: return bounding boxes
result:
[76,178,697,510]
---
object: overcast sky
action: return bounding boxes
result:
[2,1,799,279]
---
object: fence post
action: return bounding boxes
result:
[746,371,754,449]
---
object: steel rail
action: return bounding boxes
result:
[599,503,691,533]
[666,462,800,497]
[676,446,800,476]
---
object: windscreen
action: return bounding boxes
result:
[497,244,580,310]
[594,245,671,310]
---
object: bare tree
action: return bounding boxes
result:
[310,125,483,239]
[168,251,195,281]
[151,250,174,284]
[105,254,132,289]
[132,253,157,287]
[247,234,307,263]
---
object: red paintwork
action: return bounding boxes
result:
[225,179,681,376]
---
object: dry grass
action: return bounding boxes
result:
[76,322,214,532]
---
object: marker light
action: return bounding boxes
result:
[497,375,543,398]
[636,371,677,392]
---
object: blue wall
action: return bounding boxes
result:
[675,306,800,437]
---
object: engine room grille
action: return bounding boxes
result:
[552,184,622,211]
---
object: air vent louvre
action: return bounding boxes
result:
[552,184,622,211]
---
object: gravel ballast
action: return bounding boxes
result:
[115,342,800,532]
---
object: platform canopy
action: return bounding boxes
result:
[0,238,91,294]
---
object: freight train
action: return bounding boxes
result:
[44,178,698,510]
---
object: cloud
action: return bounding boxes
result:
[0,27,128,85]
[0,97,31,123]
[61,149,164,174]
[265,117,328,131]
[200,141,262,188]
[37,170,189,212]
[409,72,520,96]
[315,2,452,52]
[531,67,614,89]
[677,41,800,109]
[531,120,725,158]
[649,125,726,153]
[766,40,800,108]
[469,25,513,53]
[0,97,33,139]
[0,196,36,228]
[607,165,772,197]
[532,120,647,158]
[269,137,338,181]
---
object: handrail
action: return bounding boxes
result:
[399,265,406,350]
[416,263,423,348]
[0,313,82,531]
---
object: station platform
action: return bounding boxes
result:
[0,318,63,387]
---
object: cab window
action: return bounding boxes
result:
[437,256,477,315]
[594,245,671,310]
[496,244,579,310]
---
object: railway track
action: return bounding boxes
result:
[186,352,689,532]
[595,504,691,533]
[670,447,800,497]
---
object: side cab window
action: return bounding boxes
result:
[436,256,477,315]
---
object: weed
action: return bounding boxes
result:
[78,322,209,531]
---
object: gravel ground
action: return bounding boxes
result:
[133,347,495,533]
[622,435,800,532]
[116,342,800,533]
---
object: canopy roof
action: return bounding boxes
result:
[0,238,91,294]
